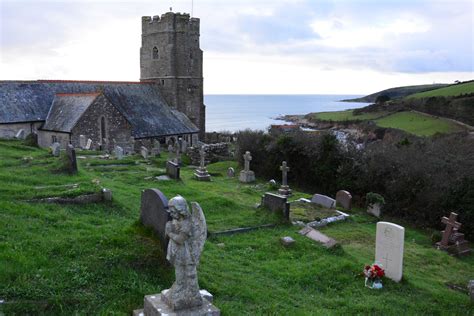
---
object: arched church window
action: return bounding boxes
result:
[152,47,159,59]
[100,116,106,141]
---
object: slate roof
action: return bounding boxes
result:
[42,93,99,133]
[0,80,199,137]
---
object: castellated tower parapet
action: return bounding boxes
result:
[140,12,205,139]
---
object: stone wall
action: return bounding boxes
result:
[0,122,42,139]
[188,142,230,165]
[38,130,70,148]
[71,94,132,151]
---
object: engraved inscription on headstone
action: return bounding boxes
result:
[375,221,404,282]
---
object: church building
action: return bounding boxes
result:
[0,12,205,150]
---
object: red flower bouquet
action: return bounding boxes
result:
[364,263,385,289]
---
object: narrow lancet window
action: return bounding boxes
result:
[152,47,159,59]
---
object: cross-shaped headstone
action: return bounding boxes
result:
[199,146,206,169]
[440,212,462,247]
[381,253,393,270]
[243,151,252,172]
[280,161,290,186]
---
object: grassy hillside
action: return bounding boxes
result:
[375,111,465,136]
[0,140,473,314]
[407,81,474,98]
[310,109,389,121]
[343,84,449,103]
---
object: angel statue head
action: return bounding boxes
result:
[163,195,207,311]
[168,195,190,219]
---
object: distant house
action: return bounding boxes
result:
[0,80,199,150]
[0,12,206,150]
[269,124,301,134]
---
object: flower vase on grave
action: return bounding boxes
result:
[365,277,383,289]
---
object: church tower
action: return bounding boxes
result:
[140,12,205,139]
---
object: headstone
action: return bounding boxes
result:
[367,203,382,218]
[130,136,136,152]
[278,161,292,196]
[227,167,235,178]
[51,142,61,157]
[66,144,78,174]
[139,188,171,253]
[239,151,255,183]
[468,280,474,301]
[375,221,405,282]
[261,192,289,220]
[174,141,181,165]
[194,146,211,181]
[140,146,149,159]
[151,142,161,157]
[166,161,180,179]
[311,194,336,209]
[102,188,112,201]
[280,236,295,247]
[299,226,337,248]
[336,190,352,210]
[79,135,86,149]
[135,196,220,315]
[168,144,174,152]
[114,146,124,160]
[181,139,188,152]
[85,138,92,150]
[436,212,471,256]
[15,129,25,139]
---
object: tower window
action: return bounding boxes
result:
[152,47,159,59]
[161,79,165,86]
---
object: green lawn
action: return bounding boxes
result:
[407,81,474,98]
[375,111,465,136]
[0,140,473,314]
[311,110,388,121]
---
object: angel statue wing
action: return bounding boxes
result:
[190,201,207,263]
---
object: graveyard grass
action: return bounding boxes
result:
[1,140,473,315]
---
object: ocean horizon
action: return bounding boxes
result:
[204,94,370,132]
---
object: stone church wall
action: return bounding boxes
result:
[0,122,42,139]
[38,130,70,148]
[71,94,132,151]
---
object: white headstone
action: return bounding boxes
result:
[51,142,61,156]
[141,146,149,159]
[15,129,25,139]
[85,139,92,150]
[311,194,336,209]
[79,135,86,149]
[375,222,405,282]
[114,146,124,160]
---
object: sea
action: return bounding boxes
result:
[204,94,370,132]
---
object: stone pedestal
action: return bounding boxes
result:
[194,168,211,181]
[134,290,220,316]
[278,185,292,196]
[239,170,255,183]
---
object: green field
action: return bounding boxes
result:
[311,110,388,121]
[407,81,474,98]
[375,111,465,136]
[0,140,473,314]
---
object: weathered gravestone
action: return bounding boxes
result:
[436,212,471,256]
[336,190,352,210]
[278,161,292,196]
[139,189,171,253]
[173,141,181,165]
[375,221,405,282]
[194,146,211,181]
[15,129,25,139]
[239,151,255,183]
[261,192,289,220]
[151,141,161,157]
[468,280,474,301]
[227,167,235,178]
[311,194,336,209]
[114,146,124,160]
[299,226,337,248]
[79,135,86,149]
[66,144,78,174]
[166,161,180,179]
[51,142,61,157]
[140,146,149,160]
[85,138,92,150]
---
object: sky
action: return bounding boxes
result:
[0,0,472,94]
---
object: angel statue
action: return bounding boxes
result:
[162,195,207,311]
